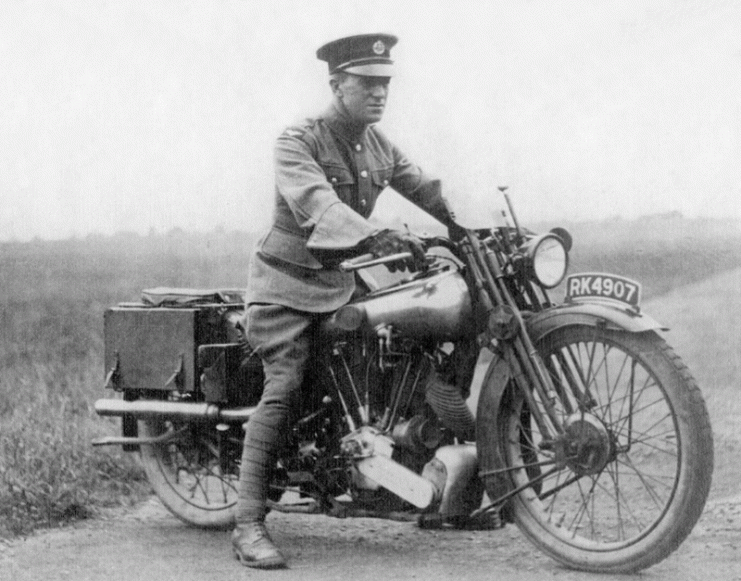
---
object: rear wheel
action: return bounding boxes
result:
[138,416,240,528]
[481,326,713,573]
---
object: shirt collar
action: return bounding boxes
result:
[322,101,369,143]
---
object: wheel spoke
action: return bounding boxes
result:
[601,462,647,538]
[606,461,626,541]
[567,476,598,538]
[614,458,677,491]
[612,397,671,438]
[616,454,674,507]
[604,347,631,424]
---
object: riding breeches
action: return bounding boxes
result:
[236,303,325,523]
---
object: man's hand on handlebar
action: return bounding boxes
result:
[363,229,427,273]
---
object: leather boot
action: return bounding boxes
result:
[232,521,287,569]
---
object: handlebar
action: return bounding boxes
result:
[339,252,413,272]
[338,233,462,272]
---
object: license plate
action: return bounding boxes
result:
[565,273,642,308]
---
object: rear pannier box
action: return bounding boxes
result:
[103,288,253,398]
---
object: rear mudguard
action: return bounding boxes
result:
[475,301,665,508]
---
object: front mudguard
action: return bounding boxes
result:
[475,301,665,509]
[524,301,666,343]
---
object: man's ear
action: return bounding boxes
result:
[329,78,342,96]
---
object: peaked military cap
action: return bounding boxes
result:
[316,33,398,77]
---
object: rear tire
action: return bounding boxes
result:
[480,327,713,573]
[138,417,239,529]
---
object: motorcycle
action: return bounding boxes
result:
[93,191,713,573]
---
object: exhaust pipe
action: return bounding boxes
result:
[94,398,256,424]
[346,428,445,510]
[355,454,441,509]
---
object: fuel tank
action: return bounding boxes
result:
[328,268,474,340]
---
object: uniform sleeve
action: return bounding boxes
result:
[274,130,378,250]
[387,141,454,225]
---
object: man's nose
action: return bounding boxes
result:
[369,84,388,98]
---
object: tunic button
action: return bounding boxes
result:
[360,199,367,207]
[360,170,368,178]
[355,144,362,151]
[383,179,389,186]
[331,177,338,184]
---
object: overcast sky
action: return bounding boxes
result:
[1,0,739,240]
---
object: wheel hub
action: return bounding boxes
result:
[556,413,615,476]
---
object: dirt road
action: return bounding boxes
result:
[4,273,741,581]
[2,485,739,581]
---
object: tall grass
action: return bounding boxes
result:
[0,220,739,538]
[0,230,253,537]
[0,304,147,536]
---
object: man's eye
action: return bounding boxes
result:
[362,78,389,89]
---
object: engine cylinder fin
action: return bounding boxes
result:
[425,372,475,441]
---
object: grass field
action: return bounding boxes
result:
[1,217,739,537]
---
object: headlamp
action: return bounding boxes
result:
[519,230,570,289]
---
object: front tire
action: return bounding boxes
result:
[480,326,713,573]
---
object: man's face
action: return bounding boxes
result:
[334,74,390,125]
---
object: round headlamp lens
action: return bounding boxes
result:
[532,234,568,288]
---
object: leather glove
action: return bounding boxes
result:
[364,229,427,273]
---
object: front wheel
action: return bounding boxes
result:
[480,326,713,573]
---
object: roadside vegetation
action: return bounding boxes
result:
[562,214,741,298]
[1,217,739,538]
[0,230,253,537]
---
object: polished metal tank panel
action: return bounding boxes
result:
[350,270,474,339]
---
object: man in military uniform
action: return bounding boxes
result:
[232,33,456,569]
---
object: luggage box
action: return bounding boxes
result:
[103,287,247,394]
[104,305,230,393]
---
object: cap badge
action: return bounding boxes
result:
[372,40,386,55]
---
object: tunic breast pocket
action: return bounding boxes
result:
[322,165,355,205]
[371,166,393,193]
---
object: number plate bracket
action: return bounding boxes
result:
[564,273,642,311]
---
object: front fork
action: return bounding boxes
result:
[461,231,565,442]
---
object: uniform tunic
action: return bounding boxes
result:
[246,102,449,312]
